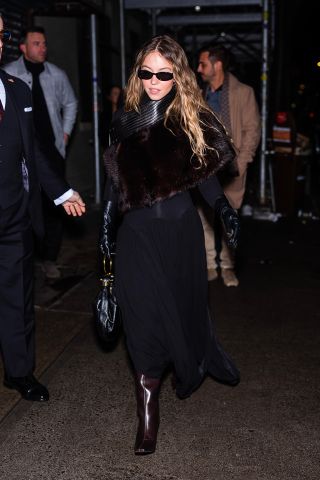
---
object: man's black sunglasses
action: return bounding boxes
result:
[0,30,11,42]
[138,69,174,81]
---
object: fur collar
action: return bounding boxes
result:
[104,113,237,213]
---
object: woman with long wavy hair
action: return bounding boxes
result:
[101,35,240,455]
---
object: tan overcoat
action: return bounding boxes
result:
[223,73,261,209]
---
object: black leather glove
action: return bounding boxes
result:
[215,195,240,249]
[99,178,118,258]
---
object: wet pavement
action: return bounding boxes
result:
[0,204,319,479]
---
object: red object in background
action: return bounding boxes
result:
[276,111,288,124]
[272,110,296,153]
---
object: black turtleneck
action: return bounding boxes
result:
[24,58,55,150]
[110,87,176,144]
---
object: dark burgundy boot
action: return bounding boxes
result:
[134,372,161,455]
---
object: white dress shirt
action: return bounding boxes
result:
[0,77,6,107]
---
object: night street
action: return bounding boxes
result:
[0,1,319,478]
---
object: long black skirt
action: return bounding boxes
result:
[115,191,239,398]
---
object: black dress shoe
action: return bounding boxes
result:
[3,374,49,402]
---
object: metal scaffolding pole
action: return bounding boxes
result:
[259,0,269,204]
[151,8,157,36]
[90,14,101,204]
[119,0,126,88]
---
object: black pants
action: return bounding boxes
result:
[0,193,35,377]
[40,146,65,262]
[41,191,64,261]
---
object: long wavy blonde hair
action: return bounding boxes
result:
[125,35,213,165]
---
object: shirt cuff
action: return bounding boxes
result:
[54,189,74,206]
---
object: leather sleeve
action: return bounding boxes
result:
[197,174,223,209]
[100,177,119,256]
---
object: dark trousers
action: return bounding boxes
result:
[0,193,35,377]
[40,145,65,262]
[41,192,64,261]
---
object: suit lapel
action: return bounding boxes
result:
[0,70,31,155]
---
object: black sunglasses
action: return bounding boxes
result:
[138,69,174,82]
[0,30,11,42]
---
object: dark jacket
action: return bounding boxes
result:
[0,68,69,236]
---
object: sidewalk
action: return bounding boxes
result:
[0,211,319,479]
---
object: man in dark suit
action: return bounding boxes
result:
[0,15,85,402]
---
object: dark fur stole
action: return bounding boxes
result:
[104,112,238,213]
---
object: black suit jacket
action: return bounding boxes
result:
[0,68,70,237]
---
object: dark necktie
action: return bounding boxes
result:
[0,98,4,122]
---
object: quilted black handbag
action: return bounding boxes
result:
[93,254,121,344]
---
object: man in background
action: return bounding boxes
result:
[197,44,261,286]
[4,26,78,279]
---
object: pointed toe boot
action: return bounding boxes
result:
[134,372,161,455]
